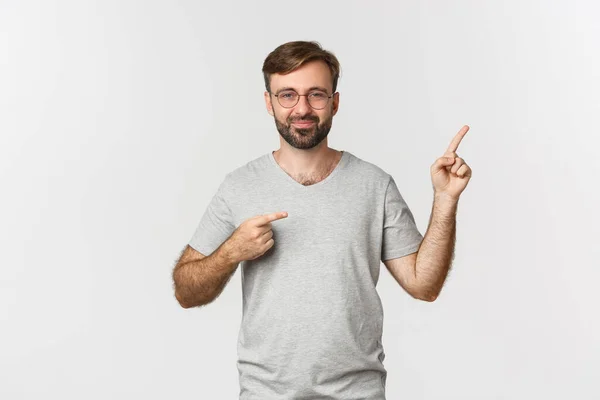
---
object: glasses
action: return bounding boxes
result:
[272,89,334,110]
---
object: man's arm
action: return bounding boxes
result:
[172,241,240,308]
[413,194,457,301]
[172,211,287,308]
[384,193,457,302]
[385,125,472,301]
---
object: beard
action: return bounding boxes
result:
[274,112,333,150]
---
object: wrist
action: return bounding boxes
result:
[434,191,460,204]
[220,238,242,265]
[433,193,459,216]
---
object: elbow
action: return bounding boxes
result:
[173,271,206,309]
[175,291,194,308]
[173,277,193,308]
[174,290,207,309]
[412,288,440,302]
[418,293,438,302]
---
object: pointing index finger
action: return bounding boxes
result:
[446,125,470,153]
[257,211,288,225]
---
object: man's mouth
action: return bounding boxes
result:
[291,121,316,128]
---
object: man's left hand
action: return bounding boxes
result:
[430,125,473,200]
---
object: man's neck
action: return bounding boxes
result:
[272,145,343,184]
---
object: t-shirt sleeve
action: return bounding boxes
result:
[381,176,424,261]
[188,175,236,256]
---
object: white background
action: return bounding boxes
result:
[1,1,599,399]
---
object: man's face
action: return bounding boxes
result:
[265,60,339,150]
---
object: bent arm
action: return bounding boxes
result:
[172,241,239,308]
[413,194,458,301]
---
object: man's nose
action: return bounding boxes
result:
[294,95,311,114]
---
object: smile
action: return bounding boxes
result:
[292,121,316,128]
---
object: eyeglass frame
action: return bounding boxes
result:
[269,88,337,110]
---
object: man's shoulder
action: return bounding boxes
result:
[221,152,272,184]
[344,151,392,184]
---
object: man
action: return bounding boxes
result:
[172,41,472,399]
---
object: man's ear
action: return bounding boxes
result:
[264,91,274,116]
[332,92,340,116]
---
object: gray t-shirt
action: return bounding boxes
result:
[189,150,423,399]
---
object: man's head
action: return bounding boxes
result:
[262,41,341,150]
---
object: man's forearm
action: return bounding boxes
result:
[414,194,458,301]
[173,241,239,308]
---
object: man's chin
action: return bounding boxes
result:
[292,125,318,135]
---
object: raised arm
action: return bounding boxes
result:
[384,125,473,301]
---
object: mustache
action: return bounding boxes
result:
[288,115,319,123]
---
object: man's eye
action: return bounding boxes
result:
[310,92,327,98]
[280,92,295,99]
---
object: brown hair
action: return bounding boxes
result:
[262,41,341,93]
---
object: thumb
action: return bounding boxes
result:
[432,156,455,172]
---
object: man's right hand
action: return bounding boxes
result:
[225,212,288,263]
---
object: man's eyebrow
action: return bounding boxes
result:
[275,86,331,94]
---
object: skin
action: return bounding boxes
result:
[172,59,473,307]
